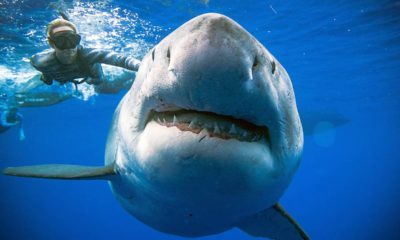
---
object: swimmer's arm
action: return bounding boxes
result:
[30,53,54,85]
[84,49,140,71]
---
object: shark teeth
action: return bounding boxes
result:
[188,117,197,129]
[149,110,269,143]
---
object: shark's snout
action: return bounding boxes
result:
[169,13,265,82]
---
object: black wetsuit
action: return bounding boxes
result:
[30,45,140,85]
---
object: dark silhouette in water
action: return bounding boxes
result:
[0,107,24,140]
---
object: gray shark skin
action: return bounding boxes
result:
[3,13,308,240]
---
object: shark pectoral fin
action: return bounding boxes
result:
[2,164,116,180]
[237,203,310,240]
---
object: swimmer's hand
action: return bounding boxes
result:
[40,74,53,85]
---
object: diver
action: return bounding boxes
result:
[30,18,140,90]
[0,108,25,141]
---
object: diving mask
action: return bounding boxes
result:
[49,31,81,50]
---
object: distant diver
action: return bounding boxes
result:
[30,18,140,92]
[0,108,25,141]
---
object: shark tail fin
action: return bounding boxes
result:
[2,164,116,180]
[237,203,310,240]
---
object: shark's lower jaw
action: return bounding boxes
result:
[147,109,270,143]
[115,109,281,237]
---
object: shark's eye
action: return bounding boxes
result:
[271,60,276,74]
[152,49,155,61]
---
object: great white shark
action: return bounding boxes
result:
[3,13,309,239]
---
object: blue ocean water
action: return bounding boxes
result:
[0,0,399,239]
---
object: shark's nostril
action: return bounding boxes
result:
[167,48,171,65]
[271,60,276,74]
[252,55,260,71]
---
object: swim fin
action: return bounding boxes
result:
[2,163,116,180]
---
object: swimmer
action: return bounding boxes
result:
[30,18,140,91]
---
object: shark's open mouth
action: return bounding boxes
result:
[147,110,270,143]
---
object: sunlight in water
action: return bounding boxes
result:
[66,0,164,58]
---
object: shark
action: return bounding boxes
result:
[3,13,309,239]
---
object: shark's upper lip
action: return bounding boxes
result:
[146,109,270,143]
